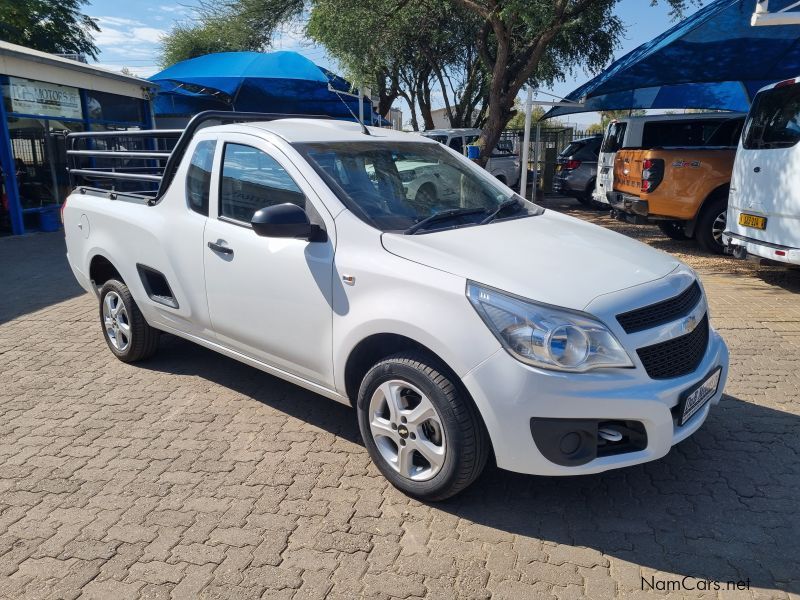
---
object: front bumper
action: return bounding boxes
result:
[461,328,728,476]
[723,231,800,266]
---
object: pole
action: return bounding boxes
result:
[519,86,533,199]
[533,122,541,198]
[358,86,364,125]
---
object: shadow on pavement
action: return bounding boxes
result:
[0,233,84,324]
[143,334,798,596]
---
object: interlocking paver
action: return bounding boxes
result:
[1,211,799,598]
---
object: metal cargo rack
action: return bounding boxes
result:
[66,110,327,203]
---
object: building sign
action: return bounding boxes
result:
[7,77,82,119]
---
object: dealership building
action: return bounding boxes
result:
[0,41,154,236]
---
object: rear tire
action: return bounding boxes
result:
[657,221,689,240]
[575,193,592,206]
[99,279,159,363]
[695,194,728,254]
[357,351,488,501]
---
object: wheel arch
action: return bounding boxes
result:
[345,332,488,431]
[698,183,730,218]
[686,183,730,236]
[89,253,124,290]
[343,331,495,460]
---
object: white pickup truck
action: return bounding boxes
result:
[63,111,729,500]
[421,128,522,189]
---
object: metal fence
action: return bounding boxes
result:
[501,127,594,194]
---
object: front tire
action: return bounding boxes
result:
[99,279,159,363]
[357,351,488,501]
[695,194,728,254]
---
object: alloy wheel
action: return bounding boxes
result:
[102,291,131,352]
[368,380,446,481]
[712,210,727,245]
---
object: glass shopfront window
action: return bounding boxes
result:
[0,74,151,235]
[85,90,145,125]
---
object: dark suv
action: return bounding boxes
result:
[553,135,603,206]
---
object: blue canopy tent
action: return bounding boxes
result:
[544,0,800,118]
[150,50,385,124]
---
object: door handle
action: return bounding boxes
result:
[207,241,234,255]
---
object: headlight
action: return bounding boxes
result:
[466,282,633,372]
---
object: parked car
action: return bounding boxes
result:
[422,128,521,189]
[63,112,729,501]
[594,113,744,210]
[608,114,745,253]
[724,77,800,266]
[553,135,602,205]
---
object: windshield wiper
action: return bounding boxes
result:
[404,207,487,234]
[480,198,523,224]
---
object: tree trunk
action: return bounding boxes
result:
[400,92,419,131]
[418,76,435,131]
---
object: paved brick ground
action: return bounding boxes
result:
[0,200,798,600]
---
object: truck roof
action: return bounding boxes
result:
[421,128,482,137]
[207,119,434,144]
[612,111,745,126]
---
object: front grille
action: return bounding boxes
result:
[617,281,702,334]
[637,314,709,379]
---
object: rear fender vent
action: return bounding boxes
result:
[136,264,179,309]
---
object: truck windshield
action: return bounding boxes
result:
[743,82,800,150]
[296,141,537,233]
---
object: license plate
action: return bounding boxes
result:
[677,368,721,426]
[739,213,767,230]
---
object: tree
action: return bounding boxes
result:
[159,0,695,144]
[449,0,692,163]
[160,0,306,67]
[307,0,487,129]
[0,0,99,59]
[160,20,259,67]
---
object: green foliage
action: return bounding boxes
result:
[160,0,305,67]
[307,0,487,128]
[0,0,99,59]
[586,122,605,134]
[505,103,547,129]
[158,0,698,143]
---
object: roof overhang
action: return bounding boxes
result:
[0,41,153,99]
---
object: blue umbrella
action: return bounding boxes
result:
[150,50,382,122]
[544,0,800,118]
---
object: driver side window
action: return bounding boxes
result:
[219,143,306,223]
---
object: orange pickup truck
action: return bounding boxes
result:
[608,116,745,253]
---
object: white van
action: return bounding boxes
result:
[594,113,743,207]
[724,78,800,265]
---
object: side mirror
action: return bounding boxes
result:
[251,203,326,241]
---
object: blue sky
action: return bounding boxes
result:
[86,0,712,126]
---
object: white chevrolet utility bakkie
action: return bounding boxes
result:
[63,111,729,500]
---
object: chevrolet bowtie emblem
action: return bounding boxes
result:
[683,315,698,334]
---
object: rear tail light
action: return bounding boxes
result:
[775,78,797,89]
[60,197,67,224]
[565,159,582,170]
[641,158,664,193]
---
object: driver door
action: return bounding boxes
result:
[203,135,336,387]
